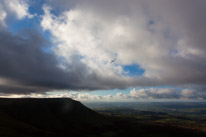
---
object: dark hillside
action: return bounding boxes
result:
[0,98,106,136]
[0,98,206,137]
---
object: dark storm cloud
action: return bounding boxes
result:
[0,85,40,95]
[0,30,72,93]
[0,30,85,93]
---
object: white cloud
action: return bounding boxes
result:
[1,87,206,101]
[0,91,130,102]
[130,88,206,100]
[0,0,33,28]
[41,5,124,78]
[4,0,32,19]
[0,4,7,27]
[130,88,180,99]
[181,89,195,98]
[41,0,206,89]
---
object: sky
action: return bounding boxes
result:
[0,0,206,102]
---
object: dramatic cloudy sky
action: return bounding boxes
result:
[0,0,206,101]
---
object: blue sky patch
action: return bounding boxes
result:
[123,64,145,76]
[29,0,45,16]
[8,17,38,34]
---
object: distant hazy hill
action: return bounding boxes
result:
[0,98,106,137]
